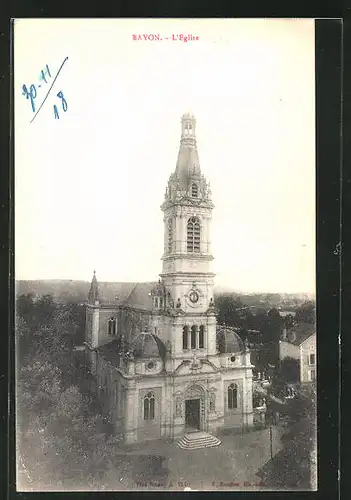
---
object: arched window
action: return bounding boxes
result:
[187,217,201,253]
[191,325,197,349]
[154,297,159,308]
[108,317,117,336]
[228,383,238,409]
[199,325,205,348]
[183,325,189,350]
[144,392,155,420]
[191,183,198,198]
[159,297,163,309]
[167,218,173,253]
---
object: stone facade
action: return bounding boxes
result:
[299,333,316,382]
[85,113,254,444]
[279,325,316,383]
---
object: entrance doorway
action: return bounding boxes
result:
[185,398,200,431]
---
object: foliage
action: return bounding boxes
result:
[16,293,129,490]
[295,301,316,324]
[283,314,296,329]
[258,384,317,489]
[264,308,283,342]
[215,294,244,328]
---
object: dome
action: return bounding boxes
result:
[216,327,244,354]
[132,332,166,359]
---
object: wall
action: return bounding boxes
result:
[136,385,163,442]
[98,307,119,346]
[85,308,93,344]
[161,274,215,315]
[300,334,316,382]
[221,374,245,428]
[279,340,299,361]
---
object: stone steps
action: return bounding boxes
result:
[177,431,222,450]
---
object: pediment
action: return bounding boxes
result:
[174,358,219,375]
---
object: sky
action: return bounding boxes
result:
[14,18,316,294]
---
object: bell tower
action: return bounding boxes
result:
[160,113,217,360]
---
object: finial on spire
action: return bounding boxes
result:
[88,269,99,304]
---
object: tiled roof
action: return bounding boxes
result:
[121,282,156,311]
[98,282,138,304]
[97,339,121,366]
[284,322,316,346]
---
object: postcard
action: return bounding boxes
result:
[14,18,316,491]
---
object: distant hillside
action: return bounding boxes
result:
[15,280,137,304]
[16,280,313,309]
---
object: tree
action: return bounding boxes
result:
[257,384,317,489]
[265,308,283,341]
[35,294,57,324]
[16,294,35,323]
[215,294,243,327]
[284,314,296,329]
[295,301,316,324]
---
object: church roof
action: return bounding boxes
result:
[88,270,99,304]
[176,143,201,190]
[132,332,166,359]
[97,339,121,366]
[86,273,157,310]
[175,113,201,190]
[122,282,156,311]
[216,326,245,354]
[98,281,136,303]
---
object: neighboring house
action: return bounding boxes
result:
[299,333,316,383]
[84,113,254,445]
[278,323,316,383]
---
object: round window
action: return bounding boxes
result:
[147,361,154,369]
[230,356,236,363]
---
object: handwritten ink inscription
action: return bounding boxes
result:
[21,57,69,123]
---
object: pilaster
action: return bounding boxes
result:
[91,306,100,348]
[124,385,138,444]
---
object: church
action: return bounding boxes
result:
[85,113,254,444]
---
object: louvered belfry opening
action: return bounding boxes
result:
[187,217,200,253]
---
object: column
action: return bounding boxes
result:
[195,325,199,349]
[187,327,191,350]
[206,317,217,355]
[174,321,183,355]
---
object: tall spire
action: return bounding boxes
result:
[161,113,213,210]
[88,269,100,304]
[175,113,201,190]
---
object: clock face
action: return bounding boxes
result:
[189,291,199,303]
